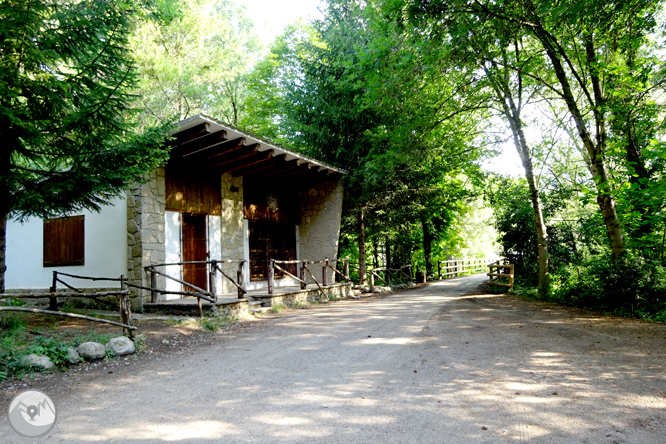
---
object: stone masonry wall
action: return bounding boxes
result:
[219,173,245,294]
[298,177,344,284]
[127,168,166,309]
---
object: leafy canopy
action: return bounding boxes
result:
[0,0,173,220]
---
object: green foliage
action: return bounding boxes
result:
[0,314,26,332]
[269,304,286,314]
[131,0,263,127]
[197,315,231,331]
[24,336,71,370]
[247,0,490,279]
[0,0,172,220]
[552,254,666,313]
[2,298,27,307]
[0,321,116,378]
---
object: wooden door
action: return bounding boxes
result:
[182,213,208,292]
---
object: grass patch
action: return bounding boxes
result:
[197,316,232,332]
[0,311,130,380]
[269,304,286,314]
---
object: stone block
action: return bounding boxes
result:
[77,342,106,360]
[106,337,135,356]
[21,354,54,370]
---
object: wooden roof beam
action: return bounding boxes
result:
[213,149,274,174]
[231,154,288,177]
[167,122,211,148]
[242,158,301,179]
[261,160,306,178]
[171,129,228,158]
[270,163,312,179]
[181,137,246,163]
[205,143,259,169]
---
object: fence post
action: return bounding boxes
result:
[209,261,217,302]
[49,271,58,311]
[237,261,246,299]
[323,258,328,287]
[150,269,158,303]
[268,259,275,295]
[119,275,132,338]
[438,262,442,280]
[300,262,307,290]
[369,271,375,293]
[344,258,350,283]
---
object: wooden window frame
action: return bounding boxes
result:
[43,215,85,267]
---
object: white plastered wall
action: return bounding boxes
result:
[5,195,128,289]
[164,211,182,298]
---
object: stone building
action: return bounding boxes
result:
[6,115,347,309]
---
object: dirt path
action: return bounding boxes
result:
[1,274,665,443]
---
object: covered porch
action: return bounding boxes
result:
[126,114,347,310]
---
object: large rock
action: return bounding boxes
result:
[77,342,106,360]
[20,354,54,370]
[106,337,135,356]
[66,347,81,364]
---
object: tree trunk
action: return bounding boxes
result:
[529,22,626,260]
[486,60,550,298]
[385,237,391,270]
[358,210,367,286]
[421,215,434,279]
[373,238,379,270]
[0,211,7,293]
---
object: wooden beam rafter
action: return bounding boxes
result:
[171,129,228,158]
[181,137,246,163]
[231,154,288,177]
[167,122,211,148]
[242,158,301,179]
[206,143,260,169]
[213,149,274,174]
[270,163,313,179]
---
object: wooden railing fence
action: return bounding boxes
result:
[487,258,515,289]
[144,260,247,317]
[368,265,413,292]
[437,259,495,280]
[269,257,350,297]
[0,271,135,335]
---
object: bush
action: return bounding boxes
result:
[551,254,666,315]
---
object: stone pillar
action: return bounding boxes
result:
[220,173,245,294]
[298,177,344,284]
[126,167,166,309]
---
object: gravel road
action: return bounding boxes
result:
[2,274,665,443]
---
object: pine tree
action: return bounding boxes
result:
[0,0,173,291]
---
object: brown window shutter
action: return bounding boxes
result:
[43,215,85,267]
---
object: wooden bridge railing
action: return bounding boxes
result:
[487,258,515,289]
[0,271,135,335]
[437,258,497,280]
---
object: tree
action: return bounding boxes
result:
[0,0,172,291]
[131,0,263,127]
[470,0,664,261]
[402,3,553,296]
[246,0,487,283]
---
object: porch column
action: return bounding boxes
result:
[127,167,166,309]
